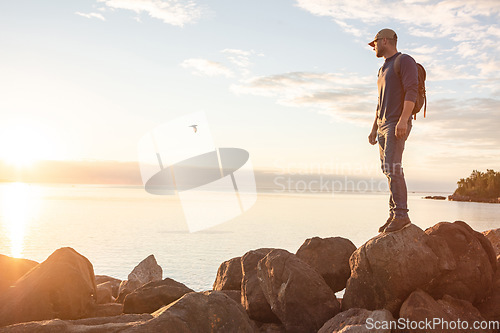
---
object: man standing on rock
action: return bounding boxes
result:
[367,28,418,233]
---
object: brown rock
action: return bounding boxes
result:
[483,228,500,256]
[241,248,280,323]
[342,224,441,316]
[0,247,97,327]
[123,278,193,314]
[258,322,286,333]
[123,291,257,332]
[95,275,121,285]
[219,289,241,305]
[400,289,493,333]
[95,275,121,298]
[476,255,500,321]
[116,255,162,303]
[212,256,242,291]
[89,303,124,318]
[5,292,255,332]
[424,221,496,304]
[0,255,38,294]
[318,308,394,333]
[295,236,356,292]
[96,282,114,304]
[257,249,340,333]
[0,314,152,332]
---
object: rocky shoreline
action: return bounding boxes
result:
[448,194,500,204]
[0,222,499,332]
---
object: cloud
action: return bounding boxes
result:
[294,0,500,87]
[180,58,234,77]
[182,49,259,78]
[419,98,500,148]
[96,0,203,26]
[222,49,251,67]
[294,0,500,39]
[231,71,376,123]
[221,49,257,76]
[75,12,106,21]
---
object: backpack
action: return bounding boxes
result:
[394,54,427,119]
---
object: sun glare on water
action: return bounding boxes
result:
[0,183,41,258]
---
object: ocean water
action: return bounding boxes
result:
[0,183,499,292]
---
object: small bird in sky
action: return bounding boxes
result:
[189,125,198,133]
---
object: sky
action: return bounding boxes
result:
[0,0,499,192]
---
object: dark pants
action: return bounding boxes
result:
[378,123,411,219]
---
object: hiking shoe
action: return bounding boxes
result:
[378,218,393,233]
[384,217,411,233]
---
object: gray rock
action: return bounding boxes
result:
[213,256,242,291]
[0,314,152,332]
[400,289,493,333]
[296,236,356,293]
[116,255,162,303]
[342,224,441,316]
[476,255,500,321]
[241,248,280,323]
[123,291,257,332]
[123,278,193,314]
[482,228,500,257]
[257,249,340,333]
[0,292,256,332]
[0,255,38,294]
[94,275,121,298]
[318,308,394,333]
[424,221,496,304]
[0,247,97,327]
[96,282,114,304]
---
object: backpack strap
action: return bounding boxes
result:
[394,53,421,120]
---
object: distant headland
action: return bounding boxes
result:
[448,169,500,204]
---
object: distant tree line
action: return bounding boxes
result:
[453,169,500,200]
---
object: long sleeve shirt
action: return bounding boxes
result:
[376,52,418,129]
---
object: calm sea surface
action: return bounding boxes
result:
[0,183,499,293]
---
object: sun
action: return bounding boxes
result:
[0,122,62,167]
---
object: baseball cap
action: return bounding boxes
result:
[368,29,397,47]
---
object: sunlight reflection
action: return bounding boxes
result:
[0,183,40,258]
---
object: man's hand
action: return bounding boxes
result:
[395,121,407,139]
[368,130,378,145]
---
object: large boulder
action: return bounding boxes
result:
[96,282,114,304]
[0,255,38,293]
[116,255,162,303]
[95,275,121,298]
[257,322,286,333]
[1,292,256,332]
[218,289,241,305]
[400,289,493,333]
[213,256,242,291]
[123,278,193,314]
[482,228,500,256]
[0,314,153,332]
[0,247,97,327]
[123,291,257,332]
[241,248,280,323]
[476,255,500,321]
[424,221,497,304]
[342,224,442,316]
[257,249,340,333]
[295,236,356,292]
[89,303,124,318]
[318,308,394,333]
